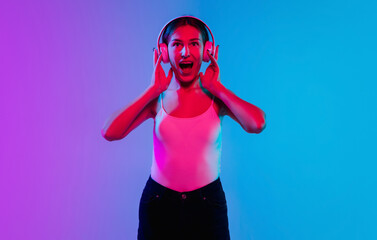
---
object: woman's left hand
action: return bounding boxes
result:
[199,45,221,93]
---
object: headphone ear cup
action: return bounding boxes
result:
[159,43,169,64]
[203,41,213,62]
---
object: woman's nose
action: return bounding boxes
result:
[181,45,190,57]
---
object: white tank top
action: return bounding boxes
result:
[151,93,222,192]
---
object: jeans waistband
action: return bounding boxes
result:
[146,175,222,199]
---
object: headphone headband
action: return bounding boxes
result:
[157,16,215,56]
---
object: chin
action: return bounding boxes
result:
[179,74,200,82]
[178,69,200,81]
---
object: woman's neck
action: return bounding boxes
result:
[170,75,202,92]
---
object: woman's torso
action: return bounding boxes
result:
[150,88,224,192]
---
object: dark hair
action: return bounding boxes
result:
[161,17,210,46]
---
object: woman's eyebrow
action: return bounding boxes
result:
[171,38,201,42]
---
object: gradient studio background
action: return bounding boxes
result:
[1,0,376,239]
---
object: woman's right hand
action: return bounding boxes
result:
[150,48,173,97]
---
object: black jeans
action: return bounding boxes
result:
[138,175,231,240]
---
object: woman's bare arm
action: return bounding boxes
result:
[101,86,158,141]
[101,50,173,141]
[200,46,266,134]
[215,82,266,133]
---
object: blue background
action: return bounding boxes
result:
[1,0,376,239]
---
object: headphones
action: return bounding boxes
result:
[157,16,215,64]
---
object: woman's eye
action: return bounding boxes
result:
[173,43,180,47]
[192,42,199,46]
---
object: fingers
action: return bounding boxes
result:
[207,49,219,68]
[155,51,163,68]
[215,45,219,61]
[153,48,157,65]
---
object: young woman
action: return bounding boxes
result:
[101,16,266,240]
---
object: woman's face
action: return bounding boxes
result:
[167,25,204,83]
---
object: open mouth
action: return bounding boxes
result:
[179,62,193,70]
